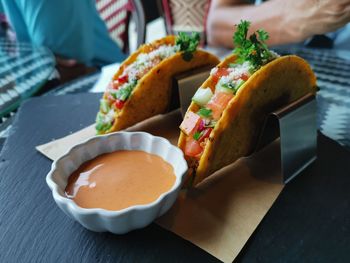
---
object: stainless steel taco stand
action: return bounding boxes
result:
[254,93,317,183]
[171,68,318,184]
[168,66,214,114]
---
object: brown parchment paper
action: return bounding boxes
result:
[36,110,284,263]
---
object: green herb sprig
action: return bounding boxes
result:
[233,20,272,70]
[176,32,200,62]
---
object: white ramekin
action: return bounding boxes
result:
[46,132,188,234]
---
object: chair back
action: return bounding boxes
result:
[96,0,145,53]
[158,0,211,44]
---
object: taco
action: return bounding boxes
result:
[95,34,219,134]
[178,21,317,186]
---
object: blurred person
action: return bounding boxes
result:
[1,0,126,81]
[0,2,7,37]
[207,0,350,49]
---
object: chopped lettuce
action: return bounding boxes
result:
[99,99,110,113]
[114,80,137,101]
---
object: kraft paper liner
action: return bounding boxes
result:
[36,110,284,263]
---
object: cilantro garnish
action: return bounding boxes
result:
[198,108,212,118]
[193,131,202,141]
[233,20,273,70]
[176,32,200,62]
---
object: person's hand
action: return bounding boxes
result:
[55,56,96,84]
[280,0,350,42]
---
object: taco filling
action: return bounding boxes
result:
[96,44,180,133]
[96,33,202,134]
[179,20,278,162]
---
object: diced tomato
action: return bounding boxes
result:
[234,73,249,81]
[240,73,249,81]
[212,68,230,84]
[114,99,125,110]
[206,92,234,120]
[184,137,203,158]
[180,111,201,136]
[198,128,212,143]
[112,74,129,89]
[117,74,128,84]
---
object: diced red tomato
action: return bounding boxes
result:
[206,92,234,120]
[198,128,212,143]
[117,74,128,84]
[184,137,203,158]
[114,99,125,110]
[112,74,129,89]
[240,73,249,81]
[212,68,230,84]
[180,111,202,136]
[234,73,249,81]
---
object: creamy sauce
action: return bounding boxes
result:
[65,150,176,211]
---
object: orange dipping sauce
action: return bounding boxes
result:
[65,150,176,211]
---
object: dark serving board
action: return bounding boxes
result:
[0,93,350,263]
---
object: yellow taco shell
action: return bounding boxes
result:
[99,35,219,133]
[178,54,317,186]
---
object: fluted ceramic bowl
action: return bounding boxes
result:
[46,132,188,234]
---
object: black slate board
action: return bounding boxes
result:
[0,93,350,263]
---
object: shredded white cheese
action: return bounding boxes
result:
[125,44,179,81]
[210,67,218,76]
[103,109,115,124]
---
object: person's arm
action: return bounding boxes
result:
[5,0,123,66]
[207,0,350,48]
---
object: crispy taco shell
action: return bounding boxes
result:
[178,54,317,186]
[101,35,219,133]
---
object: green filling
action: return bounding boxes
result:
[219,79,246,95]
[197,108,212,118]
[175,32,200,62]
[233,20,273,70]
[99,99,110,113]
[193,131,202,141]
[113,80,137,101]
[234,79,245,93]
[95,122,112,134]
[95,112,112,134]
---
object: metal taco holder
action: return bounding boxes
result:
[170,66,317,184]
